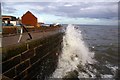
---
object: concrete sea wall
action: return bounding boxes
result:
[2,32,63,80]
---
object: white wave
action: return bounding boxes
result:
[52,24,95,78]
[101,74,113,78]
[105,64,118,78]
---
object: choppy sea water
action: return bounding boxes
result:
[50,24,118,79]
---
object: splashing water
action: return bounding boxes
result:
[52,24,95,78]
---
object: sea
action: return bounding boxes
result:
[50,24,119,79]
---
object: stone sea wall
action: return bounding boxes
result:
[2,32,63,80]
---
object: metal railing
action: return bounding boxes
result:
[18,24,32,43]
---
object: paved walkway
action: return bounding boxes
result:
[2,29,61,47]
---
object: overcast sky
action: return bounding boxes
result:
[1,1,119,25]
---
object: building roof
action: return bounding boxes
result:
[2,15,17,21]
[21,11,37,19]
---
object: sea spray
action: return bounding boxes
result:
[52,24,95,78]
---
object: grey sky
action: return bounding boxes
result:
[1,1,119,25]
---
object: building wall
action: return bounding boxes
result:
[10,21,17,26]
[22,12,37,27]
[4,21,17,26]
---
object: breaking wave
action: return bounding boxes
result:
[51,24,95,78]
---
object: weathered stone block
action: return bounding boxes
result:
[3,67,15,78]
[2,43,27,61]
[33,38,61,61]
[0,63,2,74]
[14,70,27,80]
[2,75,13,80]
[23,75,30,80]
[2,55,20,73]
[30,52,59,79]
[2,60,12,73]
[27,61,41,79]
[35,44,49,57]
[21,49,34,61]
[16,60,29,75]
[30,55,40,65]
[28,38,44,49]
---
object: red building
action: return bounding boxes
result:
[21,11,37,27]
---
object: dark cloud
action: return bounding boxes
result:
[2,2,118,19]
[1,2,17,14]
[0,3,1,14]
[118,2,120,20]
[3,7,17,13]
[47,2,118,19]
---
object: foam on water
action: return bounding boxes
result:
[52,24,95,78]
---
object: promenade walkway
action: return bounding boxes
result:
[2,29,61,47]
